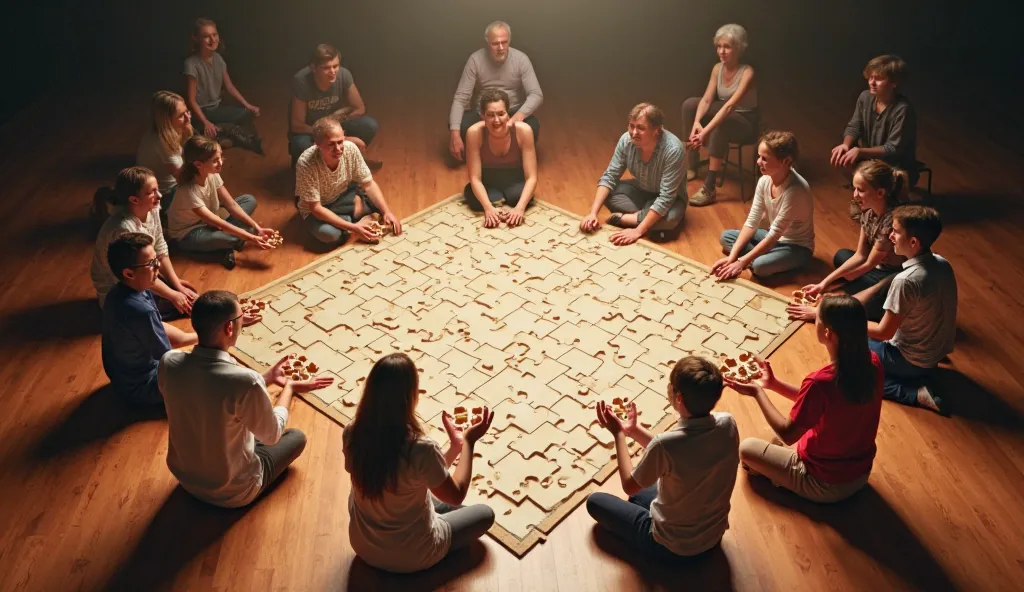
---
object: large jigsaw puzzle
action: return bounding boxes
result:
[232,196,800,555]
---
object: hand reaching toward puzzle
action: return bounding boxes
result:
[463,407,494,445]
[610,228,642,246]
[713,257,747,280]
[580,214,600,233]
[353,218,382,243]
[288,375,335,393]
[482,207,503,229]
[786,303,817,322]
[505,208,525,228]
[595,401,628,434]
[383,212,403,236]
[241,311,262,327]
[802,282,825,298]
[267,355,298,387]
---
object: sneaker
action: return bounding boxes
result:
[686,169,697,181]
[689,186,717,207]
[916,385,947,415]
[221,250,236,270]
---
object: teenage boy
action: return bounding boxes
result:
[586,356,739,559]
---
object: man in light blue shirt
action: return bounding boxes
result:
[580,103,686,244]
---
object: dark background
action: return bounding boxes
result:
[2,0,1020,138]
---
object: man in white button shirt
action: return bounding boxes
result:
[158,290,334,507]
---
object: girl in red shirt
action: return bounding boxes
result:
[727,294,884,502]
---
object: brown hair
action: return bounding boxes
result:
[478,88,510,114]
[347,353,424,500]
[188,18,222,54]
[112,166,157,207]
[759,130,799,163]
[191,290,239,344]
[855,159,909,208]
[819,295,876,405]
[893,205,943,250]
[150,90,193,156]
[628,103,664,128]
[180,134,221,184]
[310,43,341,67]
[863,55,908,85]
[670,356,723,417]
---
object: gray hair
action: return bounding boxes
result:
[312,116,344,143]
[485,21,511,40]
[714,23,748,53]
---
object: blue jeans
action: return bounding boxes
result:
[834,249,897,322]
[198,104,253,133]
[289,115,380,160]
[605,180,687,234]
[464,168,533,210]
[176,194,258,253]
[302,184,378,247]
[720,228,814,278]
[868,339,932,406]
[586,487,682,561]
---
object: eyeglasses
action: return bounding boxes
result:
[131,258,160,270]
[228,311,244,324]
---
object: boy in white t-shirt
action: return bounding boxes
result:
[587,356,739,559]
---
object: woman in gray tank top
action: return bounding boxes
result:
[681,24,759,207]
[463,89,539,229]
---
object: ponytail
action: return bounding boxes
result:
[180,135,220,184]
[855,159,908,209]
[819,295,875,404]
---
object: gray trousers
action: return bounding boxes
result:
[176,194,258,252]
[681,97,759,159]
[605,180,686,232]
[254,428,308,498]
[431,497,496,555]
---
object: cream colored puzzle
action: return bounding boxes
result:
[232,196,799,556]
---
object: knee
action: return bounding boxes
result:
[236,194,257,212]
[288,429,308,455]
[833,248,854,268]
[310,225,348,246]
[478,505,496,528]
[719,229,737,248]
[681,96,701,116]
[586,492,611,519]
[739,437,764,463]
[749,258,775,278]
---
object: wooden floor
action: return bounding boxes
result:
[1,68,1023,592]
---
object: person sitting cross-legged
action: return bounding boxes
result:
[586,356,739,560]
[101,233,198,406]
[295,116,402,248]
[158,290,334,507]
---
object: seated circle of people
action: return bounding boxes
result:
[165,134,276,269]
[289,44,381,168]
[101,233,198,406]
[184,18,263,154]
[463,89,538,228]
[343,353,496,573]
[682,23,759,207]
[158,290,334,508]
[863,205,957,414]
[830,55,917,217]
[580,103,687,245]
[294,117,402,247]
[91,167,197,318]
[730,295,884,503]
[449,20,543,162]
[713,130,815,280]
[788,159,909,323]
[136,90,193,207]
[586,356,739,559]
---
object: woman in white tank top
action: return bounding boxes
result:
[681,24,759,207]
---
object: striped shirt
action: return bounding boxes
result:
[598,131,685,217]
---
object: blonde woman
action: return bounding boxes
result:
[136,91,193,206]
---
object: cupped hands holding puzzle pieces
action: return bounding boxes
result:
[719,352,765,384]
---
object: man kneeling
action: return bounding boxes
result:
[158,290,333,507]
[295,117,402,247]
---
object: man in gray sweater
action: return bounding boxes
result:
[448,21,543,161]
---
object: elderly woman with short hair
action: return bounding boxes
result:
[682,23,759,207]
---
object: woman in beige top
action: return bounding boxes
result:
[682,24,759,206]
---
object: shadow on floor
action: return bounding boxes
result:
[746,480,959,592]
[932,366,1023,430]
[924,191,1022,226]
[591,526,735,590]
[32,385,165,460]
[342,540,488,591]
[0,298,102,346]
[103,486,251,592]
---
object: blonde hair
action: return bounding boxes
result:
[759,130,799,163]
[855,159,909,208]
[150,90,192,157]
[180,135,221,184]
[189,18,221,54]
[628,103,664,128]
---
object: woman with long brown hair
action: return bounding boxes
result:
[343,353,495,573]
[728,295,883,503]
